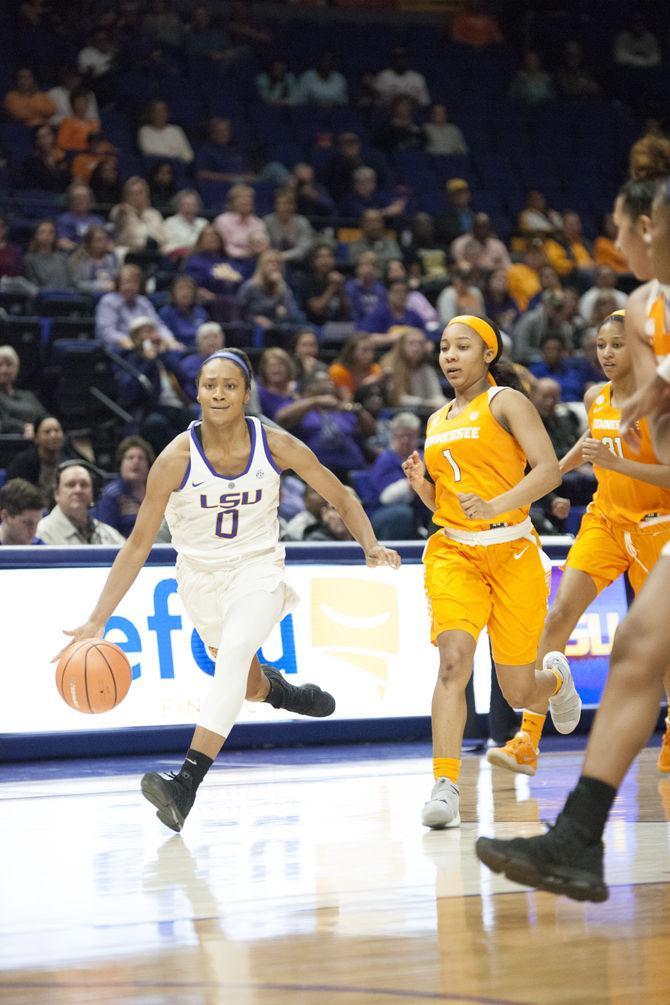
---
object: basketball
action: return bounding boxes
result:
[55,639,132,714]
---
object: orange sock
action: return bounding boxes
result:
[521,710,546,749]
[433,757,461,783]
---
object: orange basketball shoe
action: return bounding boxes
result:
[486,730,538,777]
[657,718,670,773]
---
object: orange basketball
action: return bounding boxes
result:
[55,639,132,714]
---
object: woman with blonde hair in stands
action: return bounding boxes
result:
[257,347,298,421]
[110,176,166,256]
[329,331,384,402]
[237,249,303,333]
[380,327,447,411]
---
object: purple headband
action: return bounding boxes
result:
[200,350,251,383]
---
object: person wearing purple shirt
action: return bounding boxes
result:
[529,334,589,402]
[256,347,297,421]
[95,436,154,538]
[158,276,209,346]
[195,118,253,184]
[183,225,244,298]
[56,183,103,251]
[338,166,407,222]
[363,279,426,335]
[367,412,428,539]
[345,250,388,324]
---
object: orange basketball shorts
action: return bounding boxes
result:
[565,507,670,595]
[423,530,550,666]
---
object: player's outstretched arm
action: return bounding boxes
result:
[266,427,401,568]
[53,436,190,659]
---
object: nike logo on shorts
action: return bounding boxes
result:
[513,547,528,560]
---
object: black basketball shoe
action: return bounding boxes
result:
[141,771,196,833]
[475,813,608,903]
[263,666,336,717]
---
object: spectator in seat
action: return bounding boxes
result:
[436,265,485,324]
[144,0,184,50]
[22,124,70,192]
[435,178,474,246]
[613,16,661,69]
[257,347,297,421]
[163,189,207,258]
[543,210,595,288]
[88,156,122,205]
[263,188,314,269]
[509,50,554,105]
[158,275,208,347]
[69,225,118,294]
[72,133,117,186]
[56,90,101,153]
[556,40,601,99]
[183,225,244,301]
[292,327,322,386]
[291,162,335,219]
[78,29,117,82]
[484,268,519,331]
[513,289,574,364]
[368,412,429,540]
[0,345,47,436]
[256,57,300,107]
[299,51,348,107]
[184,4,242,70]
[6,415,79,508]
[381,327,447,411]
[0,217,23,279]
[56,183,104,251]
[528,264,563,310]
[364,279,426,339]
[507,237,550,311]
[23,220,74,291]
[275,369,373,482]
[37,462,125,546]
[168,321,226,404]
[531,376,595,506]
[338,167,407,222]
[324,132,387,205]
[95,435,154,538]
[303,243,352,326]
[594,212,630,275]
[138,99,194,164]
[115,316,192,454]
[424,104,468,156]
[451,212,511,270]
[385,258,439,326]
[578,265,627,323]
[329,332,384,401]
[529,334,588,402]
[374,97,427,154]
[213,184,268,261]
[237,249,303,334]
[4,67,56,127]
[195,117,254,185]
[0,479,45,546]
[403,213,449,285]
[110,176,166,256]
[48,66,99,126]
[517,189,562,236]
[283,484,331,541]
[347,209,402,270]
[373,46,430,107]
[96,264,176,350]
[346,251,387,325]
[145,161,177,215]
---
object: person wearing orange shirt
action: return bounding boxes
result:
[56,90,101,153]
[594,212,630,274]
[403,315,580,830]
[507,237,548,311]
[544,211,595,286]
[329,331,383,401]
[4,67,56,127]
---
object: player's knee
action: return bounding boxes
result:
[437,646,472,688]
[610,616,666,683]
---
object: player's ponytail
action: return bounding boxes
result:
[488,357,527,395]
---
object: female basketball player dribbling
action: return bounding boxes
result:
[488,311,670,777]
[57,349,400,832]
[403,315,580,829]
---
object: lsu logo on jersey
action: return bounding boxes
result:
[199,489,263,510]
[310,577,399,688]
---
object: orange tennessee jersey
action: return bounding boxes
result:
[424,387,529,532]
[588,382,670,524]
[645,280,670,362]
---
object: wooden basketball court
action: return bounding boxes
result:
[2,742,669,1005]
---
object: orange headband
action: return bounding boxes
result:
[446,315,500,385]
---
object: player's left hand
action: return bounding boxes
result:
[458,493,495,520]
[365,544,401,569]
[581,437,618,469]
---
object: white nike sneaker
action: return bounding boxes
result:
[421,777,461,829]
[546,651,582,734]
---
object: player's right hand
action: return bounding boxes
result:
[402,450,425,488]
[52,621,105,663]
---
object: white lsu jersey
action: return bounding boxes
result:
[164,416,283,570]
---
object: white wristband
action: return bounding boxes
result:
[657,357,670,384]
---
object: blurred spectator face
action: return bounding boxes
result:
[173,276,196,309]
[231,187,254,216]
[55,466,94,520]
[152,162,174,190]
[35,417,64,455]
[362,210,384,240]
[563,212,582,239]
[293,163,315,185]
[391,423,419,457]
[304,371,338,398]
[447,182,471,209]
[355,251,379,283]
[16,68,37,93]
[87,226,110,257]
[249,230,270,256]
[312,245,336,274]
[0,504,42,545]
[542,336,565,367]
[562,287,579,318]
[386,258,406,282]
[199,225,224,255]
[353,169,376,199]
[391,98,413,126]
[210,118,231,145]
[388,280,409,311]
[62,68,84,92]
[263,354,291,387]
[33,221,56,250]
[0,351,19,389]
[391,47,409,74]
[177,192,199,219]
[472,213,491,242]
[149,101,169,127]
[430,104,447,125]
[259,249,283,283]
[126,179,150,210]
[294,329,319,361]
[413,213,435,243]
[35,125,56,153]
[594,265,616,289]
[533,378,561,418]
[355,382,385,416]
[539,264,560,290]
[120,446,150,484]
[351,336,375,369]
[544,290,566,320]
[70,92,90,118]
[70,185,93,214]
[488,268,509,296]
[119,265,142,301]
[338,133,361,160]
[196,324,224,356]
[528,189,546,211]
[591,292,619,326]
[275,191,296,218]
[400,328,427,365]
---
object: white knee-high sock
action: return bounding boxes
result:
[196,587,285,738]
